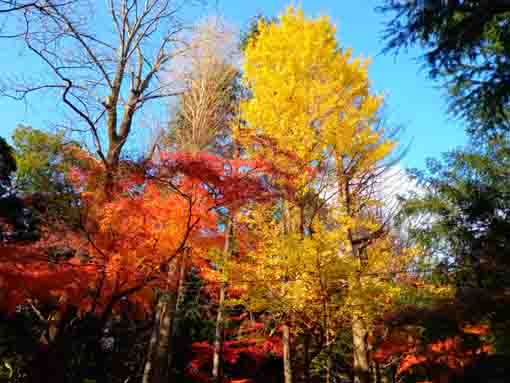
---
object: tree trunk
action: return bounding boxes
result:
[374,361,381,383]
[31,343,67,383]
[283,323,293,383]
[30,311,67,383]
[212,218,232,383]
[303,333,311,383]
[168,256,188,371]
[142,259,180,383]
[352,309,370,383]
[142,296,164,383]
[336,160,372,383]
[212,280,226,383]
[152,292,177,383]
[326,352,334,383]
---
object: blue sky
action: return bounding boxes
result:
[0,0,467,170]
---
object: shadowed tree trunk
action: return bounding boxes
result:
[212,217,233,383]
[168,255,189,372]
[326,352,334,383]
[303,333,311,383]
[30,310,67,383]
[142,258,181,383]
[142,296,164,383]
[336,158,373,383]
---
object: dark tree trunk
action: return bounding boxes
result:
[303,333,311,383]
[212,218,232,383]
[142,258,181,383]
[30,311,67,383]
[31,343,67,383]
[168,256,188,371]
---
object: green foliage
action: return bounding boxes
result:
[12,125,73,194]
[11,125,81,225]
[309,329,353,380]
[0,137,16,191]
[399,135,510,362]
[378,0,510,134]
[401,136,510,290]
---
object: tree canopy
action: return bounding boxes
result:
[379,0,510,134]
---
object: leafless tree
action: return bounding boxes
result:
[1,0,204,180]
[0,0,59,14]
[162,17,239,153]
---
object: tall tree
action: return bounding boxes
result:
[378,0,510,134]
[2,0,202,190]
[163,17,239,154]
[0,136,17,240]
[401,136,510,298]
[141,19,240,383]
[237,8,409,383]
[0,137,15,189]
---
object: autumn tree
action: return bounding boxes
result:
[378,0,510,134]
[1,0,205,192]
[236,8,416,383]
[139,19,241,383]
[163,17,239,154]
[0,136,18,239]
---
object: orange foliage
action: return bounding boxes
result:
[0,149,277,321]
[374,323,492,379]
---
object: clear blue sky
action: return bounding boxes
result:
[0,0,467,170]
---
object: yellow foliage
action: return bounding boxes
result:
[232,6,425,337]
[236,6,392,173]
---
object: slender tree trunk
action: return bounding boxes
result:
[142,259,180,383]
[152,292,177,383]
[212,218,232,383]
[30,311,67,383]
[350,247,370,383]
[335,161,371,383]
[374,361,381,383]
[326,352,334,383]
[304,333,311,383]
[212,280,226,382]
[280,199,294,383]
[324,296,334,383]
[283,323,293,383]
[142,294,164,383]
[352,308,370,383]
[168,256,188,371]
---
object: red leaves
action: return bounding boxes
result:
[0,149,283,322]
[0,227,94,314]
[188,316,282,382]
[158,151,278,210]
[374,324,493,379]
[188,335,283,378]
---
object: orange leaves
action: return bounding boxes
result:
[189,334,283,379]
[375,323,493,379]
[397,354,428,375]
[463,324,490,336]
[0,239,94,314]
[0,148,279,324]
[158,151,278,210]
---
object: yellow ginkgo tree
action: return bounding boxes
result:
[234,7,419,383]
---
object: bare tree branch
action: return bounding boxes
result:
[2,0,199,174]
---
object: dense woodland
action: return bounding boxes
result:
[0,1,509,382]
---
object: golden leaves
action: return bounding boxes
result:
[237,7,388,170]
